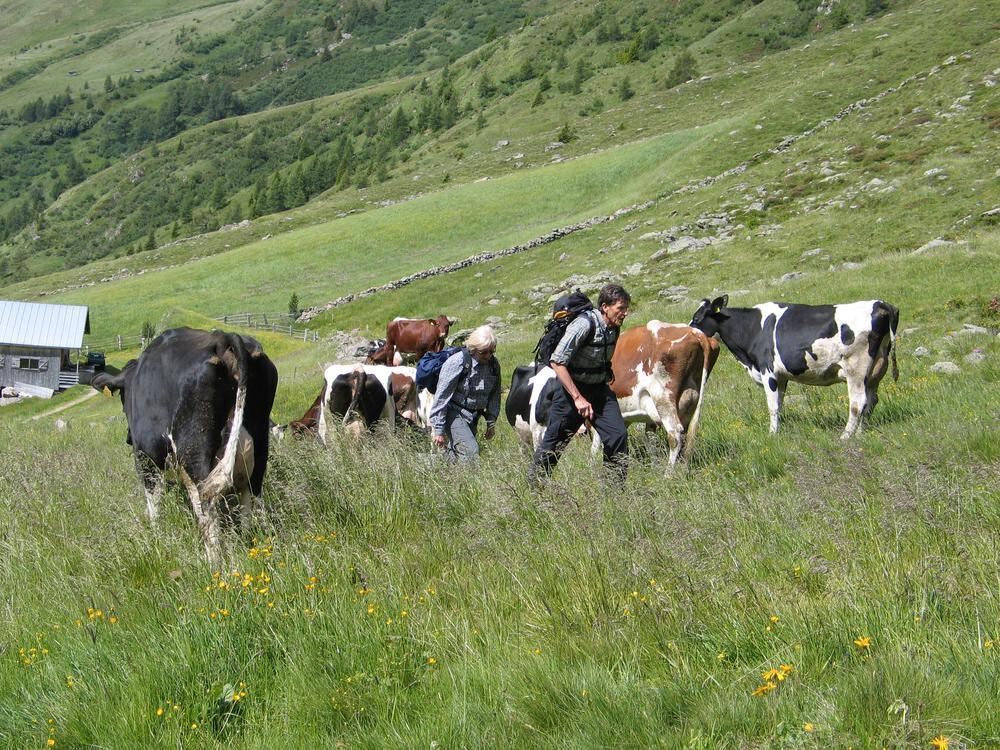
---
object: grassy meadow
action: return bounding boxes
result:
[2,0,1000,746]
[1,236,997,748]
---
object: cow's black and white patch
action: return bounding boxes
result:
[691,296,898,438]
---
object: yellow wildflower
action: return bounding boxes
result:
[48,740,56,748]
[427,657,437,665]
[804,723,814,732]
[751,681,777,697]
[156,707,164,717]
[854,635,872,650]
[931,736,949,750]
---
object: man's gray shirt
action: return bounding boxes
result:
[549,310,616,384]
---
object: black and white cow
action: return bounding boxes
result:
[284,364,432,442]
[93,328,278,567]
[504,365,561,450]
[690,295,898,438]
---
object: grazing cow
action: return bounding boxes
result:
[285,364,432,442]
[92,328,278,567]
[505,322,718,466]
[690,295,899,438]
[353,338,388,360]
[367,316,455,365]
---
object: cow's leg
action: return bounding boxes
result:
[135,453,163,524]
[174,465,223,569]
[237,488,255,536]
[198,500,223,570]
[589,428,603,459]
[842,373,869,440]
[764,374,786,434]
[640,393,684,467]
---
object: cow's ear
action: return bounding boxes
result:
[711,294,728,313]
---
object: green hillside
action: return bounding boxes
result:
[2,0,913,282]
[1,0,999,746]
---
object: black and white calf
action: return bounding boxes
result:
[690,296,898,438]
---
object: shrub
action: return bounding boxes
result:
[665,50,698,89]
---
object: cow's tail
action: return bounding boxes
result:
[680,333,717,462]
[888,303,900,382]
[342,366,367,428]
[200,332,250,501]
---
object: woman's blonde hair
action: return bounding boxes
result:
[465,325,497,353]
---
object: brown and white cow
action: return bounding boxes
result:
[367,316,455,365]
[609,322,720,465]
[506,322,718,467]
[283,364,432,442]
[93,328,278,567]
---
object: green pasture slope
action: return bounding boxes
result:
[2,1,1000,748]
[0,0,253,108]
[32,125,709,340]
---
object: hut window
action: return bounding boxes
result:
[17,357,41,371]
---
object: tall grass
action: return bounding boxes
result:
[1,291,997,747]
[2,0,999,745]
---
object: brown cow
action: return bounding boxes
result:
[609,322,719,465]
[367,316,455,365]
[506,322,718,467]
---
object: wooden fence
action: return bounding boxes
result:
[214,312,319,342]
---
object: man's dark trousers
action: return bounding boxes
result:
[530,381,628,483]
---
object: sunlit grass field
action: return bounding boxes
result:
[1,233,997,748]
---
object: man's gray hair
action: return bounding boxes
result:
[465,325,497,353]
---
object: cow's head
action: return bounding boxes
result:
[434,315,455,340]
[388,373,423,430]
[690,295,729,336]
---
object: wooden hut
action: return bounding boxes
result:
[0,300,91,396]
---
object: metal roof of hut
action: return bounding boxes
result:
[0,300,91,349]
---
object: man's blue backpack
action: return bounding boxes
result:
[415,346,468,393]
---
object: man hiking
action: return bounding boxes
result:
[529,283,631,485]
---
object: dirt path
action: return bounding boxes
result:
[29,387,98,421]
